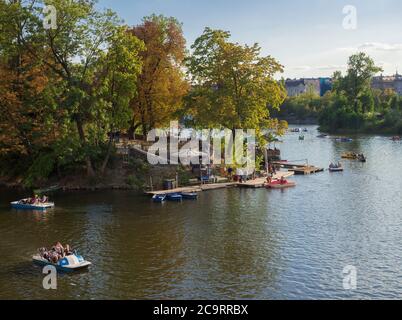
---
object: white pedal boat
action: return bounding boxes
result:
[33,254,92,272]
[11,199,55,211]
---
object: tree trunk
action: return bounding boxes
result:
[75,117,95,177]
[100,137,113,175]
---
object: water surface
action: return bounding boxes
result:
[1,126,401,299]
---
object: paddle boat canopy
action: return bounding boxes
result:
[11,199,54,211]
[33,253,91,272]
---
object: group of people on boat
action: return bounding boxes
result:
[39,242,74,264]
[266,175,288,185]
[20,195,49,205]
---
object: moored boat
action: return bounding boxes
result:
[152,194,167,203]
[11,199,54,211]
[299,135,305,141]
[266,179,296,189]
[180,192,198,200]
[33,254,91,272]
[167,193,183,202]
[391,136,401,141]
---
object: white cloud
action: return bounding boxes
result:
[336,42,402,53]
[358,42,402,52]
[291,64,346,72]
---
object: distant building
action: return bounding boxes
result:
[372,73,402,95]
[285,78,332,97]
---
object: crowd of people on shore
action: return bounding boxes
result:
[39,242,74,264]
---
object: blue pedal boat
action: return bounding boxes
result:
[180,192,198,200]
[32,254,92,272]
[11,199,55,211]
[152,194,167,203]
[167,193,183,202]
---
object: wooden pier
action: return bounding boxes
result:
[146,171,295,195]
[145,182,237,196]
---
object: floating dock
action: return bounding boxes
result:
[272,162,324,175]
[237,172,294,188]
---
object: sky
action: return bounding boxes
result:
[97,0,402,79]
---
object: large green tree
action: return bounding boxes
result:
[0,0,144,179]
[333,52,382,113]
[186,28,287,140]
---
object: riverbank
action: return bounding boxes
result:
[318,125,402,135]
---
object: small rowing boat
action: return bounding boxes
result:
[152,194,167,203]
[33,254,91,272]
[11,199,54,211]
[266,179,296,189]
[180,192,198,200]
[391,136,401,141]
[167,193,183,202]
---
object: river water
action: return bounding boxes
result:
[0,125,401,300]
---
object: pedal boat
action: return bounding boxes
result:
[166,193,183,202]
[180,192,198,200]
[11,200,55,211]
[329,165,344,172]
[152,194,167,203]
[266,179,296,189]
[32,254,92,272]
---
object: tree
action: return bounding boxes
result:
[128,14,189,137]
[186,27,287,139]
[4,0,144,176]
[333,52,382,113]
[96,27,144,173]
[0,0,144,181]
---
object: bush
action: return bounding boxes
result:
[126,174,145,190]
[24,153,56,187]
